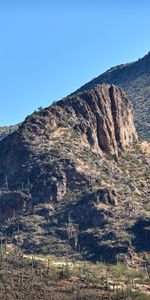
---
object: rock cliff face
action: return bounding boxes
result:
[73,52,150,140]
[0,84,137,202]
[61,84,137,156]
[0,84,148,263]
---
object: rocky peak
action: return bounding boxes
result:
[72,52,150,140]
[57,84,137,156]
[0,83,137,211]
[5,84,137,157]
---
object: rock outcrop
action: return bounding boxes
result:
[57,84,137,156]
[73,52,150,139]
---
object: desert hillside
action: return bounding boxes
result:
[0,84,149,265]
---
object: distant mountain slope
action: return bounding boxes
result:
[0,125,18,141]
[73,52,150,140]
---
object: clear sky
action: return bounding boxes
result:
[0,0,150,126]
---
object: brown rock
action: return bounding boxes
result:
[73,52,150,140]
[58,84,137,156]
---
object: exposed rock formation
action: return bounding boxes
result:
[63,188,117,230]
[58,84,137,156]
[73,52,150,139]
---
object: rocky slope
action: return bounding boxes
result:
[0,84,149,264]
[0,84,137,199]
[73,52,150,140]
[0,125,18,141]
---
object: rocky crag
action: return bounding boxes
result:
[0,84,149,263]
[73,52,150,140]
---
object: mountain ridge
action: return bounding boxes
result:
[72,52,150,140]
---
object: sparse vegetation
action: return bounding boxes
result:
[0,244,150,299]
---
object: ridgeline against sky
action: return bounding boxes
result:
[0,0,150,125]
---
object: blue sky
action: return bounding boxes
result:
[0,0,150,126]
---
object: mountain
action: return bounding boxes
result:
[0,125,18,141]
[0,84,149,263]
[73,52,150,140]
[0,84,137,208]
